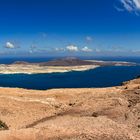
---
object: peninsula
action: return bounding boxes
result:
[0,57,137,74]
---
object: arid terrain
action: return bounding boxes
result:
[0,78,140,139]
[0,64,99,74]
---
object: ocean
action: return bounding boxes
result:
[0,57,140,90]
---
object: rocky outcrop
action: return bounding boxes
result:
[0,78,140,139]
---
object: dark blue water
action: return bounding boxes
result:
[0,57,140,90]
[0,66,140,90]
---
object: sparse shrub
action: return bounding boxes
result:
[92,112,98,117]
[0,120,8,130]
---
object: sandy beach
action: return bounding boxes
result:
[0,64,99,74]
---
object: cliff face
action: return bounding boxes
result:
[0,78,140,139]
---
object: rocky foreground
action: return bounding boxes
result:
[0,78,140,139]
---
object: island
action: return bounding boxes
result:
[0,57,137,74]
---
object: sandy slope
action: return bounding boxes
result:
[0,78,140,139]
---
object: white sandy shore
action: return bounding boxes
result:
[0,64,99,74]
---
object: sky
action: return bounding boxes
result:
[0,0,140,57]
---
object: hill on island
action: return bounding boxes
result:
[13,57,94,66]
[39,57,94,66]
[12,57,137,66]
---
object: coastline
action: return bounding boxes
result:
[0,64,99,74]
[0,58,137,74]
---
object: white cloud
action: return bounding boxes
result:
[66,45,79,52]
[119,0,140,13]
[5,42,15,49]
[134,0,140,8]
[54,45,93,53]
[81,46,93,52]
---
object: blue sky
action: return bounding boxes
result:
[0,0,140,57]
